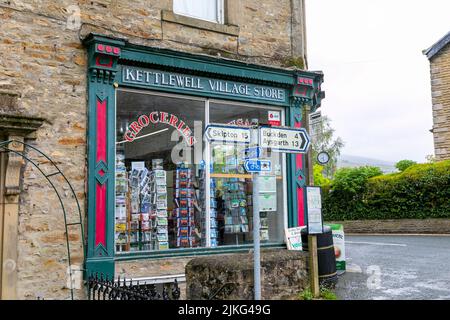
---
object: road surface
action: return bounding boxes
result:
[335,235,450,300]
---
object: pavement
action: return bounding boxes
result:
[335,235,450,300]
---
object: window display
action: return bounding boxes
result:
[115,90,286,253]
[209,101,286,246]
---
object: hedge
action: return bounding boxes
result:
[322,160,450,220]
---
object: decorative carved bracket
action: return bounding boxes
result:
[84,34,125,85]
[291,71,325,113]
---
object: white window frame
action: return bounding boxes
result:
[173,0,225,24]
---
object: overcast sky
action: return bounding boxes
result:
[305,0,450,163]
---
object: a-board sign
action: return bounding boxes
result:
[306,186,323,234]
[259,126,310,153]
[204,124,251,144]
[285,226,305,250]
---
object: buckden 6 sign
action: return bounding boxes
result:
[259,126,310,153]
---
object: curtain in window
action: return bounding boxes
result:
[173,0,219,23]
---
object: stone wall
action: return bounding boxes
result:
[429,43,450,160]
[186,249,309,300]
[0,0,307,299]
[329,219,450,234]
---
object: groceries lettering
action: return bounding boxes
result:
[124,111,196,146]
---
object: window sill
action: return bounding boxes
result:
[115,242,286,261]
[161,10,240,37]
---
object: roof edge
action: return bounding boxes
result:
[423,31,450,60]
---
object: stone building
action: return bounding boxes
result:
[424,31,450,160]
[0,0,324,299]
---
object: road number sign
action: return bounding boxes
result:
[259,126,310,153]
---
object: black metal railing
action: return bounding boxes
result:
[88,273,181,300]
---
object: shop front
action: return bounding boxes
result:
[83,34,324,278]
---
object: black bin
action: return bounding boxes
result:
[301,225,338,288]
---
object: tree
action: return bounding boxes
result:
[310,115,344,178]
[313,164,331,186]
[395,159,417,172]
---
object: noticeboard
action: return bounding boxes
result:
[306,187,323,234]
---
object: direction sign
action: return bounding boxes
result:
[259,126,310,153]
[243,146,263,160]
[244,159,271,173]
[205,124,251,144]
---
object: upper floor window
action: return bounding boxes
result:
[173,0,224,24]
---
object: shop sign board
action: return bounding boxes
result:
[306,186,323,234]
[122,66,288,104]
[259,126,310,153]
[244,159,271,173]
[205,124,251,144]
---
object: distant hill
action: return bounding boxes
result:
[337,154,397,173]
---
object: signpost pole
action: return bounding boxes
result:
[206,122,314,301]
[252,170,261,300]
[304,106,320,298]
[251,126,261,300]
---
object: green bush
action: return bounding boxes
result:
[313,164,331,187]
[395,159,417,172]
[323,161,450,220]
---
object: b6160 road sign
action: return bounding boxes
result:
[205,124,251,144]
[259,126,310,153]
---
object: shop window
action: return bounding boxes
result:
[173,0,224,24]
[115,90,287,254]
[115,91,206,252]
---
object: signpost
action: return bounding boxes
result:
[306,186,324,297]
[206,123,314,300]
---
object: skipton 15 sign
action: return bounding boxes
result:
[204,124,251,144]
